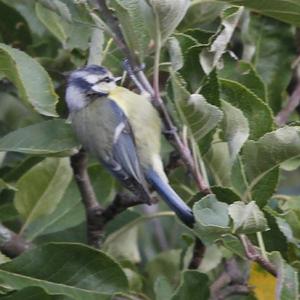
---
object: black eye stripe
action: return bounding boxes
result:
[95,76,112,84]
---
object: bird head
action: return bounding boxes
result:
[65,65,118,112]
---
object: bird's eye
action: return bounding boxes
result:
[103,77,111,83]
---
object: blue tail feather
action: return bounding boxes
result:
[146,169,195,227]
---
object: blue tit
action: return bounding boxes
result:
[65,65,194,226]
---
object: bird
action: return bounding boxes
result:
[65,65,195,227]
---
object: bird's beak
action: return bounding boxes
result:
[114,76,122,82]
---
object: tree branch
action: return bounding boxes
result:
[275,28,300,126]
[209,258,250,300]
[0,224,32,258]
[240,234,277,277]
[188,238,205,269]
[70,150,145,247]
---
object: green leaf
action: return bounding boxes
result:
[242,127,300,202]
[220,234,246,258]
[38,0,72,22]
[0,120,79,156]
[262,211,288,255]
[0,286,72,299]
[104,226,141,263]
[221,0,300,27]
[0,92,41,136]
[265,199,300,246]
[228,201,268,234]
[89,164,116,204]
[14,157,72,233]
[154,276,174,300]
[171,271,210,300]
[0,43,58,117]
[146,249,181,291]
[0,2,32,50]
[0,203,19,222]
[200,6,244,74]
[251,168,279,208]
[108,0,152,62]
[35,1,93,50]
[220,59,267,102]
[175,30,212,92]
[179,1,225,29]
[205,139,231,186]
[248,15,295,113]
[103,212,174,259]
[211,186,241,204]
[22,180,85,241]
[35,2,67,45]
[0,252,10,265]
[167,37,184,71]
[122,269,143,293]
[221,100,249,162]
[0,243,128,299]
[220,79,273,140]
[146,0,190,43]
[193,195,230,244]
[171,73,223,141]
[1,0,46,37]
[270,252,299,300]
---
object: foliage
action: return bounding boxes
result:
[0,0,300,299]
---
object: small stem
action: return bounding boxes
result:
[153,11,162,103]
[275,83,300,126]
[256,232,268,261]
[239,234,277,277]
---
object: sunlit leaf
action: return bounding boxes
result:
[221,0,300,26]
[0,120,79,156]
[171,72,223,141]
[200,6,243,74]
[14,158,72,233]
[229,201,268,234]
[0,243,129,299]
[193,195,230,244]
[220,79,273,140]
[0,43,58,117]
[171,271,210,300]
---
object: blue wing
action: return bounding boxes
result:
[102,100,152,203]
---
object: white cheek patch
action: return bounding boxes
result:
[65,86,86,112]
[91,84,104,93]
[84,74,100,84]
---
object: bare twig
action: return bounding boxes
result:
[70,149,99,210]
[210,258,250,300]
[214,285,250,300]
[240,234,277,277]
[0,224,32,258]
[275,82,300,126]
[70,149,103,247]
[188,238,205,269]
[275,28,300,126]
